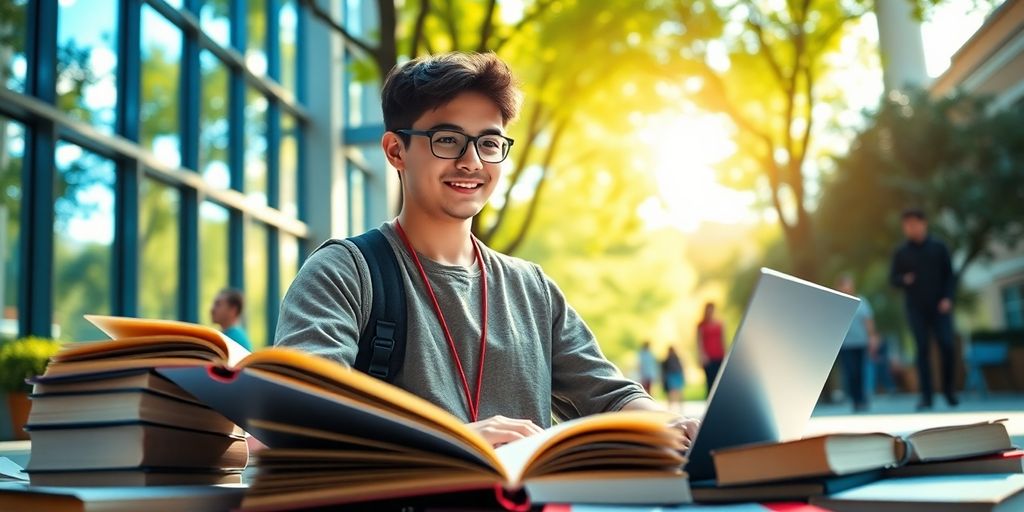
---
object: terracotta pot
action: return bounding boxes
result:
[6,392,30,440]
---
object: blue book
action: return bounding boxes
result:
[810,474,1024,512]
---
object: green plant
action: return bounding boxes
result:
[0,337,62,393]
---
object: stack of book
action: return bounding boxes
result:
[24,315,692,509]
[695,419,1021,507]
[24,328,251,486]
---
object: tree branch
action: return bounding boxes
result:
[500,117,570,254]
[478,0,499,51]
[492,0,558,52]
[299,0,378,59]
[376,0,398,74]
[444,0,461,50]
[484,98,549,242]
[409,0,431,57]
[741,0,787,87]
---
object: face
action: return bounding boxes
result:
[382,91,506,222]
[704,304,715,319]
[902,217,928,242]
[210,294,235,325]
[837,278,854,295]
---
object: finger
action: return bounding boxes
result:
[481,427,528,447]
[494,418,543,438]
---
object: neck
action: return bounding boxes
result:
[396,210,476,267]
[219,320,238,330]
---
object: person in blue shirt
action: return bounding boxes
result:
[211,288,252,351]
[836,274,879,412]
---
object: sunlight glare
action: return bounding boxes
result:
[637,113,757,232]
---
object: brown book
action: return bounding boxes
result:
[0,482,245,512]
[885,450,1024,478]
[713,420,1012,486]
[26,468,243,487]
[26,423,248,473]
[27,390,238,436]
[39,315,692,507]
[31,370,200,404]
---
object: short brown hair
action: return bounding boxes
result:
[381,52,521,136]
[219,288,244,315]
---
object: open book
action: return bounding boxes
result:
[712,420,1014,486]
[44,315,691,509]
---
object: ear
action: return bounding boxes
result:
[381,132,406,174]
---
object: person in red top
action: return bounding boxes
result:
[697,302,726,397]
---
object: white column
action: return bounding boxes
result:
[875,0,930,91]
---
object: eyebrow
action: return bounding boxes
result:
[427,123,505,136]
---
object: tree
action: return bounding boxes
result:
[818,90,1024,294]
[303,0,677,253]
[653,0,881,282]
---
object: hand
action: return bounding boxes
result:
[668,415,701,451]
[903,273,915,285]
[868,334,880,359]
[468,415,544,447]
[938,298,952,314]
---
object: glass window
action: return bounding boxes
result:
[1004,284,1024,330]
[200,50,229,188]
[280,113,298,218]
[199,201,229,325]
[0,0,28,93]
[138,178,179,319]
[53,141,115,341]
[57,0,118,134]
[140,5,182,168]
[244,220,267,348]
[247,0,267,76]
[0,117,24,339]
[348,165,365,235]
[279,231,298,301]
[279,0,298,92]
[245,87,267,206]
[199,0,230,49]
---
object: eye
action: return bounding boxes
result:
[434,136,459,145]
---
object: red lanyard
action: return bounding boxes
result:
[395,220,488,422]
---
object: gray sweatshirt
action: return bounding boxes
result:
[274,221,648,427]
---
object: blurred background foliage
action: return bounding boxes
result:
[37,0,1021,397]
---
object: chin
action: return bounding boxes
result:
[442,205,484,221]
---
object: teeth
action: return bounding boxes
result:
[449,182,478,189]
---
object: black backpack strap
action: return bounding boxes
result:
[347,229,407,382]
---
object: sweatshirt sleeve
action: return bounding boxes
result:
[273,241,369,366]
[889,246,906,289]
[536,266,650,421]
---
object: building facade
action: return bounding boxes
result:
[931,0,1024,330]
[0,0,392,347]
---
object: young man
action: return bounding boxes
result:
[211,288,252,351]
[889,208,958,410]
[275,52,697,447]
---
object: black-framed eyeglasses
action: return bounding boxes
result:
[396,129,514,164]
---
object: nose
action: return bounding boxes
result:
[456,140,484,172]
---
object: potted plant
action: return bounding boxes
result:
[0,337,62,440]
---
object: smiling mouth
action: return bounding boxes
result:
[444,181,483,192]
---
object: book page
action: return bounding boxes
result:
[84,315,251,366]
[237,348,499,465]
[494,410,678,485]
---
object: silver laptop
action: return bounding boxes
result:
[685,268,861,481]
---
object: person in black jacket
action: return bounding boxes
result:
[890,208,959,410]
